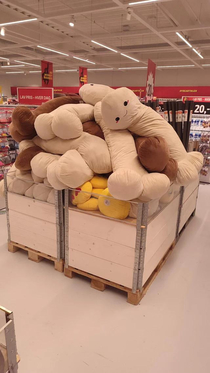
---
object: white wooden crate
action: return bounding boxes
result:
[179,177,199,233]
[7,193,60,261]
[65,192,180,291]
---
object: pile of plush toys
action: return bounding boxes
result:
[0,84,203,220]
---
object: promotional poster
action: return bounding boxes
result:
[79,67,88,87]
[41,60,53,87]
[146,59,156,102]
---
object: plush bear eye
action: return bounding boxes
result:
[90,83,94,86]
[124,100,128,106]
[115,117,120,122]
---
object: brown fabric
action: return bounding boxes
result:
[11,95,82,142]
[10,122,34,142]
[161,158,178,182]
[135,136,170,172]
[83,120,104,139]
[15,146,44,171]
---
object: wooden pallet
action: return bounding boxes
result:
[64,238,177,305]
[8,241,64,272]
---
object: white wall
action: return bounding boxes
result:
[0,67,210,97]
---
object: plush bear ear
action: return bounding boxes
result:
[15,146,44,171]
[79,83,113,105]
[101,87,140,130]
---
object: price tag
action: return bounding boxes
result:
[193,102,210,115]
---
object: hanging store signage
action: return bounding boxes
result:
[79,67,88,87]
[145,59,156,102]
[41,60,53,87]
[17,87,54,105]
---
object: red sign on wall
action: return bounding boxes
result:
[17,87,54,105]
[79,67,88,87]
[41,60,53,87]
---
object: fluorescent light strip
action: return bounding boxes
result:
[118,66,147,70]
[55,69,77,72]
[176,32,192,48]
[29,70,41,73]
[37,45,69,56]
[157,65,194,68]
[0,18,37,27]
[91,40,118,53]
[120,53,139,62]
[73,56,95,65]
[0,57,9,60]
[6,71,24,74]
[88,68,113,71]
[202,64,210,67]
[129,0,157,5]
[1,64,25,68]
[14,60,39,67]
[193,48,203,59]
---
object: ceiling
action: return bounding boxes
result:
[0,0,210,75]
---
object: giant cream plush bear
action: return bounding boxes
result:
[12,99,112,190]
[80,84,203,202]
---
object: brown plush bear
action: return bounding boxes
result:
[135,136,178,181]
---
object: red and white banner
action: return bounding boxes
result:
[17,87,54,105]
[41,60,53,87]
[146,59,156,101]
[79,67,88,87]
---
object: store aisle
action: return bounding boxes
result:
[0,185,210,373]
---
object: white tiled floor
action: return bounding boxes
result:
[0,185,210,373]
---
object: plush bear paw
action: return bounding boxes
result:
[52,110,83,140]
[108,168,144,201]
[139,173,170,202]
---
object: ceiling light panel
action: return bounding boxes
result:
[193,48,204,59]
[6,71,24,74]
[1,64,25,68]
[120,53,139,62]
[14,60,40,67]
[73,56,95,65]
[129,0,158,5]
[176,32,192,48]
[0,18,37,27]
[37,45,69,56]
[91,40,118,53]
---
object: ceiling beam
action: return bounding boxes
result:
[112,0,202,68]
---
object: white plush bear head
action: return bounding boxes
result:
[79,83,114,105]
[101,87,140,130]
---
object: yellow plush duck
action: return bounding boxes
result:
[70,175,130,220]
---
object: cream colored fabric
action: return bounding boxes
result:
[31,171,44,184]
[34,113,55,140]
[8,178,33,195]
[129,199,159,218]
[101,87,203,186]
[56,150,94,188]
[47,161,67,190]
[33,184,51,202]
[79,83,114,105]
[94,102,170,201]
[44,178,51,187]
[31,152,60,179]
[159,185,175,204]
[24,184,35,198]
[34,132,112,175]
[19,140,35,152]
[16,169,34,182]
[47,189,55,204]
[34,103,94,141]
